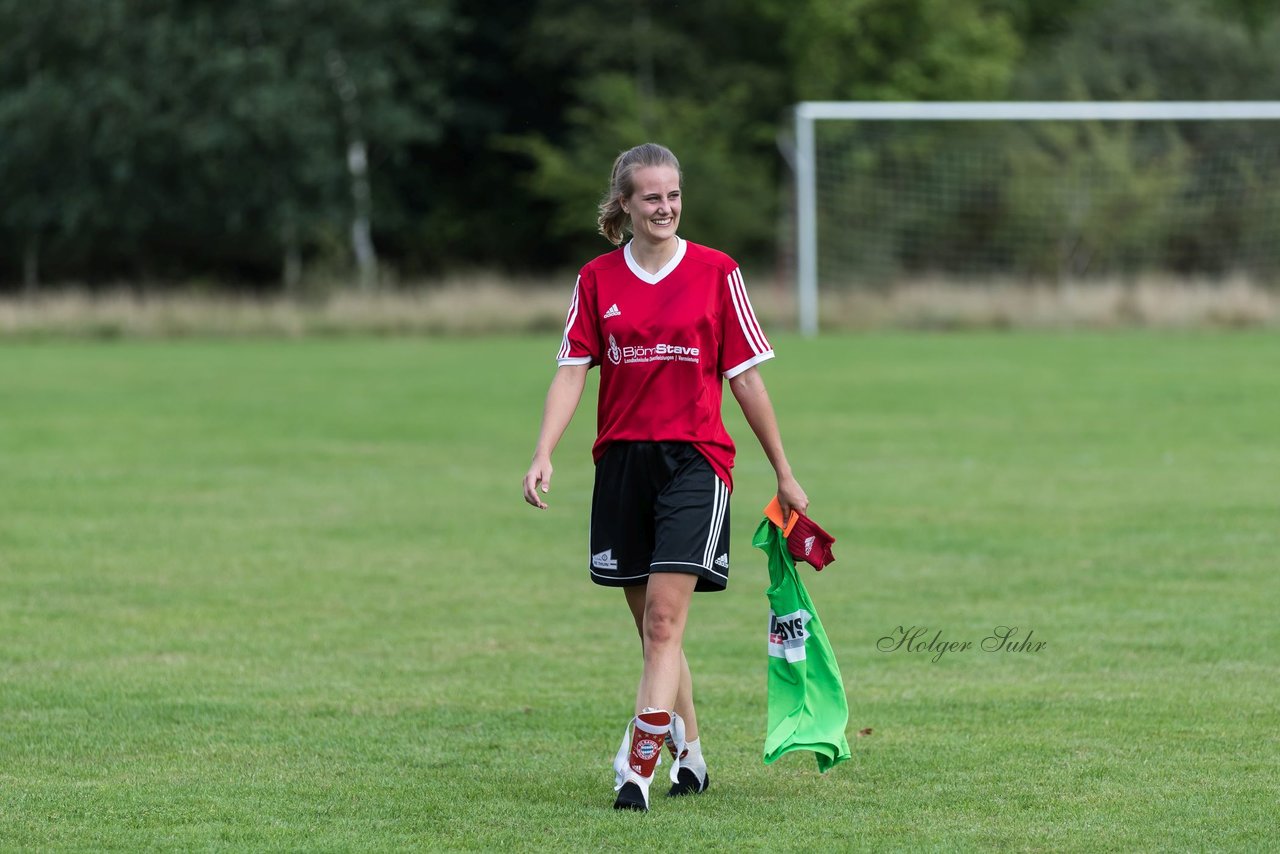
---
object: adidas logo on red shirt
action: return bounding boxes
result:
[603,303,621,319]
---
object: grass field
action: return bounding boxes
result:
[2,332,1277,851]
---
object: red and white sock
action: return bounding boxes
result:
[613,708,672,800]
[627,709,671,779]
[665,712,687,763]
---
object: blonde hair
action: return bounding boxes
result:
[597,143,682,245]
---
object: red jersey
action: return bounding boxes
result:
[556,238,774,490]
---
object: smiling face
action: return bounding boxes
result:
[622,165,681,246]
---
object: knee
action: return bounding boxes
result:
[643,606,682,650]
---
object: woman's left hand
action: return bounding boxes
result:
[777,473,809,522]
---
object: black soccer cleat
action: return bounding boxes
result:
[613,781,648,811]
[667,767,709,797]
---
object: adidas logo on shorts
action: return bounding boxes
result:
[714,553,729,569]
[592,549,618,570]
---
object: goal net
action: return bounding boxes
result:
[789,102,1280,333]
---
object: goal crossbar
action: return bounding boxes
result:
[793,101,1280,335]
[797,101,1280,122]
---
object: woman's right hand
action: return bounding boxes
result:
[524,364,588,511]
[523,455,554,509]
[776,472,810,522]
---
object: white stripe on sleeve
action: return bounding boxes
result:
[733,269,771,350]
[557,277,581,361]
[728,268,770,355]
[722,350,775,379]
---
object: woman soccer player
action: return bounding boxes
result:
[522,142,808,811]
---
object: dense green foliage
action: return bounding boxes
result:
[2,333,1278,848]
[1,0,1278,288]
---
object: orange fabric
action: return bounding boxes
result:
[763,496,799,537]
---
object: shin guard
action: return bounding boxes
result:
[613,708,672,794]
[628,709,671,779]
[664,712,688,783]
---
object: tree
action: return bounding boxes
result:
[0,0,458,289]
[0,1,134,289]
[784,0,1023,102]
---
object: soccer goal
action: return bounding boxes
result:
[791,101,1280,335]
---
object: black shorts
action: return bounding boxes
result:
[589,441,730,592]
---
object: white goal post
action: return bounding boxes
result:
[792,101,1280,335]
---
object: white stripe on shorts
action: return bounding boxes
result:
[701,476,728,570]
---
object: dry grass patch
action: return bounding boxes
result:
[1,274,1276,337]
[0,276,571,338]
[813,275,1280,330]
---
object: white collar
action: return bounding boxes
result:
[624,237,686,285]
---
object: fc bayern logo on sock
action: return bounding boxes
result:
[635,738,660,761]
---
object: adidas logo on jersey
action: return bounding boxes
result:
[592,549,618,570]
[603,303,621,319]
[714,553,729,569]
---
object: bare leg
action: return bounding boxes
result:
[673,650,699,741]
[625,584,646,707]
[624,576,700,740]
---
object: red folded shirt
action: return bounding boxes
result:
[763,497,837,570]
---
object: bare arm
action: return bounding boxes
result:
[523,363,590,509]
[729,366,809,520]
